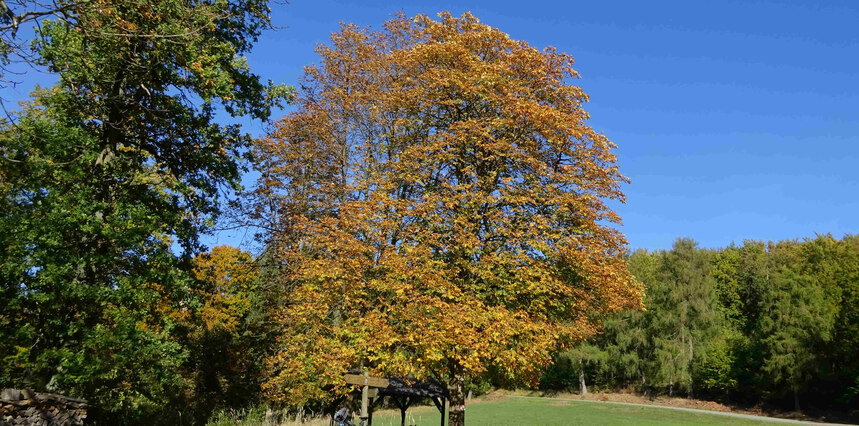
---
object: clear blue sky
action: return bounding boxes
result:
[236,0,859,251]
[7,0,859,251]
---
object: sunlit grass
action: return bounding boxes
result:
[367,397,777,426]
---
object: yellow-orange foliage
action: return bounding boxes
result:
[192,245,258,332]
[251,12,642,413]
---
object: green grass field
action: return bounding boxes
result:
[367,397,777,426]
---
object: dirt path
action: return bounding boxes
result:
[506,395,852,425]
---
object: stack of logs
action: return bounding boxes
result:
[1,389,87,425]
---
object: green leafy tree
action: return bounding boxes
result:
[648,238,718,398]
[833,235,859,405]
[711,247,743,329]
[567,343,606,396]
[608,249,658,392]
[600,309,650,391]
[695,329,739,398]
[759,269,831,411]
[759,239,840,411]
[735,241,771,336]
[717,240,769,398]
[541,342,605,394]
[698,246,747,399]
[0,0,289,422]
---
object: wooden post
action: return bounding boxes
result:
[343,372,388,426]
[367,389,378,426]
[360,371,369,425]
[391,396,412,426]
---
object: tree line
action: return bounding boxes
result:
[544,235,859,413]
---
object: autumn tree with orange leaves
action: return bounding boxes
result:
[248,12,641,426]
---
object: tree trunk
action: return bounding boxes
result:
[794,390,801,412]
[688,338,695,399]
[448,363,466,426]
[668,380,673,397]
[579,359,587,396]
[641,371,647,397]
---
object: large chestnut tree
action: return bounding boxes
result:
[250,12,641,426]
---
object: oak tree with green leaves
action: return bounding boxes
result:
[0,0,289,422]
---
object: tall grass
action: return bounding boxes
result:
[205,405,330,426]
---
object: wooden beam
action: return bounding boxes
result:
[344,374,390,388]
[368,394,386,426]
[370,395,385,410]
[431,396,442,413]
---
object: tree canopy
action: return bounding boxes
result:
[0,0,289,422]
[247,12,640,425]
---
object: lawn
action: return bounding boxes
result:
[366,397,777,426]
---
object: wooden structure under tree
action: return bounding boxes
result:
[341,372,449,426]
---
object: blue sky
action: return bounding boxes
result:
[6,0,858,251]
